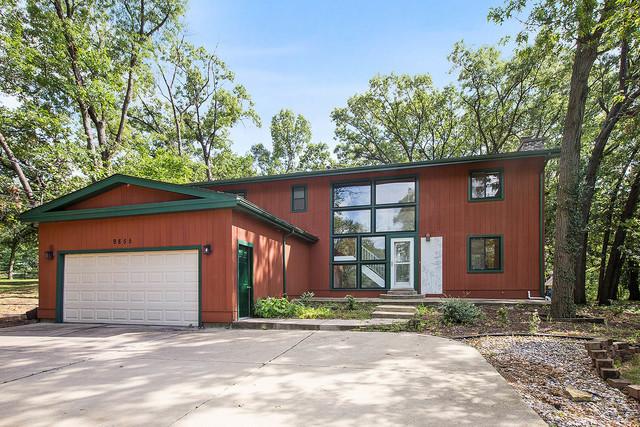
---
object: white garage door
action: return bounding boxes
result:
[63,250,199,327]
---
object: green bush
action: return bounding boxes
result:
[295,291,315,307]
[298,306,333,319]
[441,299,483,325]
[345,295,356,310]
[497,306,509,325]
[529,310,541,334]
[254,297,301,318]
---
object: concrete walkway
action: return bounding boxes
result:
[0,323,544,426]
[311,297,550,305]
[232,317,401,330]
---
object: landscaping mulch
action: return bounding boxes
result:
[467,336,640,427]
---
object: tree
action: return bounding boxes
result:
[450,42,568,154]
[179,46,260,180]
[490,0,640,317]
[0,0,185,178]
[573,36,640,303]
[332,74,469,165]
[252,109,332,175]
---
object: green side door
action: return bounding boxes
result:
[237,245,253,318]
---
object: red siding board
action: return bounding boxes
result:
[210,157,545,298]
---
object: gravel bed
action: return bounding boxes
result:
[466,336,640,427]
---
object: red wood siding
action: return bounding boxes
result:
[38,210,234,323]
[209,157,545,298]
[62,184,195,210]
[231,211,311,311]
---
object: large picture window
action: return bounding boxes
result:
[469,170,503,201]
[331,177,417,289]
[468,235,503,273]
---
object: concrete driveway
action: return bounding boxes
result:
[0,323,544,427]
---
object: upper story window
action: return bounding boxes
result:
[469,170,503,201]
[331,179,416,234]
[291,185,307,212]
[468,235,503,273]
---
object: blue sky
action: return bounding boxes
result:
[184,1,523,156]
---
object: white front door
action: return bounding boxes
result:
[390,238,414,290]
[63,250,199,327]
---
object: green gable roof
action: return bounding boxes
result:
[19,174,318,243]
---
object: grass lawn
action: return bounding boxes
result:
[619,354,640,384]
[308,301,376,319]
[0,280,38,316]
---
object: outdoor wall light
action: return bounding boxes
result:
[425,233,431,241]
[203,244,212,255]
[45,250,54,260]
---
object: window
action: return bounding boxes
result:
[333,184,371,207]
[291,185,307,212]
[468,236,503,272]
[375,180,415,205]
[333,238,357,261]
[331,177,416,289]
[333,209,371,234]
[375,207,416,232]
[469,170,503,201]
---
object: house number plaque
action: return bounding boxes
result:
[113,238,132,245]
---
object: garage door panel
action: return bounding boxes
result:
[64,250,199,326]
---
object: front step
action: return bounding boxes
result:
[371,311,415,320]
[380,294,422,300]
[386,289,418,295]
[375,305,417,313]
[371,304,417,320]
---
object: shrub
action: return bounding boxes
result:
[529,310,541,334]
[254,297,300,318]
[345,295,357,310]
[295,291,315,307]
[441,299,483,325]
[497,306,509,325]
[298,306,333,319]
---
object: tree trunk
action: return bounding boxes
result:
[628,259,640,301]
[0,131,37,207]
[7,238,18,280]
[599,166,640,304]
[551,38,600,318]
[574,42,640,303]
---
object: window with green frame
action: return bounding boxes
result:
[469,170,503,201]
[331,178,416,289]
[468,235,503,272]
[291,185,307,212]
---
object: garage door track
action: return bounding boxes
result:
[0,323,544,426]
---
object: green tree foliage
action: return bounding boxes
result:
[251,109,332,175]
[0,0,185,178]
[332,75,468,165]
[332,47,569,165]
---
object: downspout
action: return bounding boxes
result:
[282,227,295,297]
[529,164,547,301]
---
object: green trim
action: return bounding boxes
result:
[237,239,254,248]
[55,245,203,326]
[23,174,231,218]
[291,184,308,212]
[22,198,237,223]
[20,173,318,243]
[468,168,504,202]
[329,175,419,291]
[236,199,318,242]
[467,235,504,273]
[539,170,545,295]
[193,148,560,187]
[236,243,254,318]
